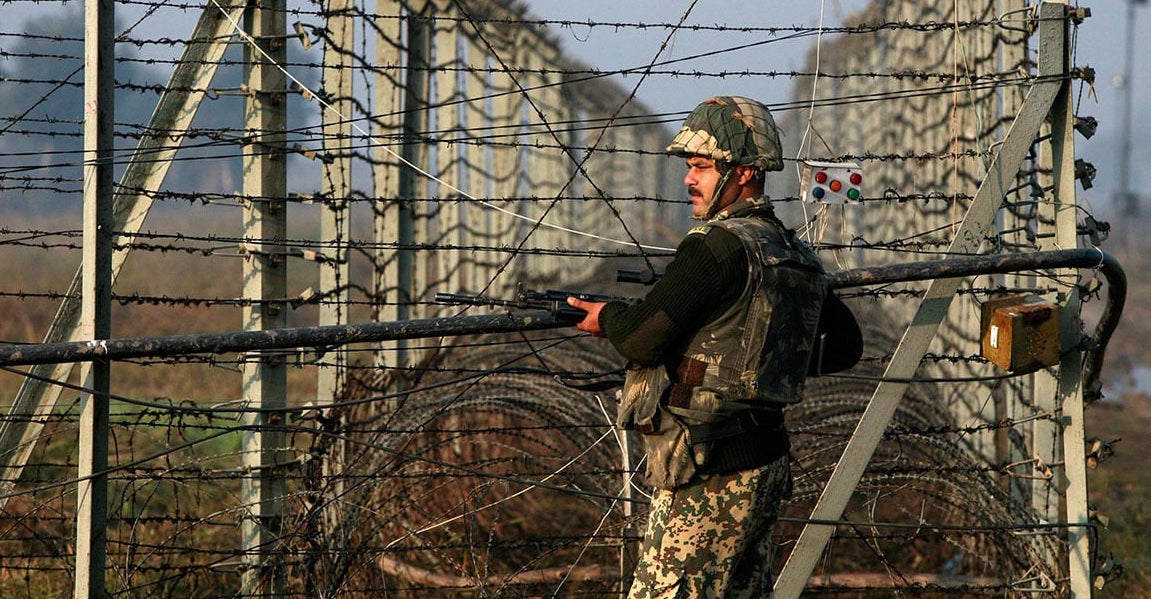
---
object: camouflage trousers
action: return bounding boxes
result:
[627,456,790,599]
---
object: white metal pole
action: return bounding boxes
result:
[240,0,289,594]
[1044,2,1092,594]
[75,0,114,595]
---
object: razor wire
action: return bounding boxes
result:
[0,0,1122,596]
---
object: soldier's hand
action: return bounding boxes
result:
[567,297,605,337]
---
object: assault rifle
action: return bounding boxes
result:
[437,274,863,376]
[434,285,637,325]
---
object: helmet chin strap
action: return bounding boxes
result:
[695,165,735,221]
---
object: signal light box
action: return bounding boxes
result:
[801,160,863,204]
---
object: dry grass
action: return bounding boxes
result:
[2,210,1149,595]
[0,210,319,401]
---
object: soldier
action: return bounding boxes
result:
[568,96,828,598]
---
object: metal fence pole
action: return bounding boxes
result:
[371,0,403,370]
[240,0,289,594]
[387,0,432,371]
[319,1,354,593]
[74,0,114,595]
[619,431,638,597]
[1043,3,1093,594]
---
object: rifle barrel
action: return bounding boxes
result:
[434,292,523,309]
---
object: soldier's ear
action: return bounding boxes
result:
[735,165,760,186]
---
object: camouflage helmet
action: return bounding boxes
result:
[666,96,784,172]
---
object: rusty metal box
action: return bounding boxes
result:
[980,295,1061,373]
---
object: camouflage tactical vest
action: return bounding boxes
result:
[615,214,827,489]
[675,216,827,411]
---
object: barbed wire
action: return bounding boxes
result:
[0,0,1114,596]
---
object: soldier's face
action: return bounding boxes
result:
[684,156,721,219]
